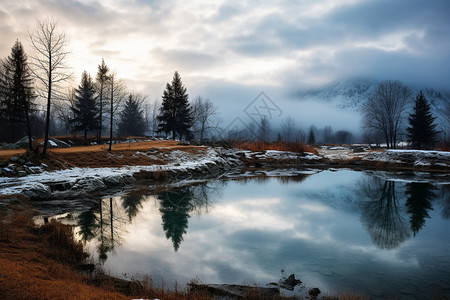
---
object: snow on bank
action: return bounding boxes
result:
[0,148,241,198]
[362,149,450,168]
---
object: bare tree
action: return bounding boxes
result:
[141,98,161,136]
[107,71,127,152]
[191,96,220,140]
[322,126,334,144]
[280,116,297,142]
[362,80,411,149]
[335,130,353,144]
[28,18,71,155]
[53,87,76,135]
[258,116,271,142]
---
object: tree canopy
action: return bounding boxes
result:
[407,91,438,150]
[157,71,192,140]
[71,71,99,143]
[117,94,146,137]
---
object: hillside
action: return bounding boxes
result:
[296,78,450,128]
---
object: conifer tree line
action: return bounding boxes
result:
[0,18,448,153]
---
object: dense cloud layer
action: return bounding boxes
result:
[0,0,448,131]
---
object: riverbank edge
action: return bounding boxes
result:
[1,146,449,203]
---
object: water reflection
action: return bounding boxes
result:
[159,187,194,252]
[69,172,450,299]
[358,177,442,249]
[405,183,435,236]
[77,197,129,262]
[359,178,410,249]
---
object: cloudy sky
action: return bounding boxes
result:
[1,0,449,132]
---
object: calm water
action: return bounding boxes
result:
[74,170,450,299]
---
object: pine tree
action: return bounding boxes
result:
[117,94,146,137]
[96,59,109,140]
[407,91,438,149]
[157,71,192,139]
[0,40,35,147]
[71,71,100,143]
[307,127,315,145]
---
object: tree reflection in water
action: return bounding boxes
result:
[77,197,129,263]
[359,176,441,249]
[440,184,450,220]
[158,182,222,251]
[359,178,410,249]
[405,183,435,236]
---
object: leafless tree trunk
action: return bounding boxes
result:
[191,96,220,140]
[280,116,297,143]
[362,80,411,149]
[258,116,271,142]
[28,18,71,155]
[107,72,127,152]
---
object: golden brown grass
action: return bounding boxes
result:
[0,210,217,300]
[234,141,318,155]
[0,208,371,300]
[0,140,207,170]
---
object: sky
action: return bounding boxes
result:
[1,0,449,134]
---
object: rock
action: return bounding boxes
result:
[308,288,321,297]
[0,161,7,168]
[24,162,34,167]
[1,143,20,150]
[279,274,302,291]
[10,156,20,163]
[19,159,26,165]
[177,140,190,146]
[17,170,27,177]
[72,177,107,193]
[24,167,33,174]
[103,174,136,187]
[47,181,73,191]
[15,136,36,148]
[22,183,52,200]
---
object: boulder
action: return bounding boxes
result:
[15,136,35,148]
[22,183,52,200]
[72,177,107,193]
[308,288,321,297]
[279,274,302,291]
[1,143,20,150]
[10,156,20,163]
[103,174,136,188]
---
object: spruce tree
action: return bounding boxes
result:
[307,127,315,145]
[96,59,109,140]
[71,71,100,143]
[117,94,146,137]
[0,40,35,147]
[407,91,438,149]
[157,71,192,139]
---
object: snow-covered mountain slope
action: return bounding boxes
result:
[296,78,449,127]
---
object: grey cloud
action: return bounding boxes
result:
[151,48,222,70]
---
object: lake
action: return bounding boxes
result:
[70,170,450,299]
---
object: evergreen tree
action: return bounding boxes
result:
[0,40,35,146]
[71,71,99,143]
[96,59,109,140]
[307,127,315,145]
[117,94,146,137]
[407,91,438,149]
[157,71,192,139]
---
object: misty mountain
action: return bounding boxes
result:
[296,78,450,127]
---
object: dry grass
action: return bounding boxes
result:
[234,141,318,155]
[0,140,207,170]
